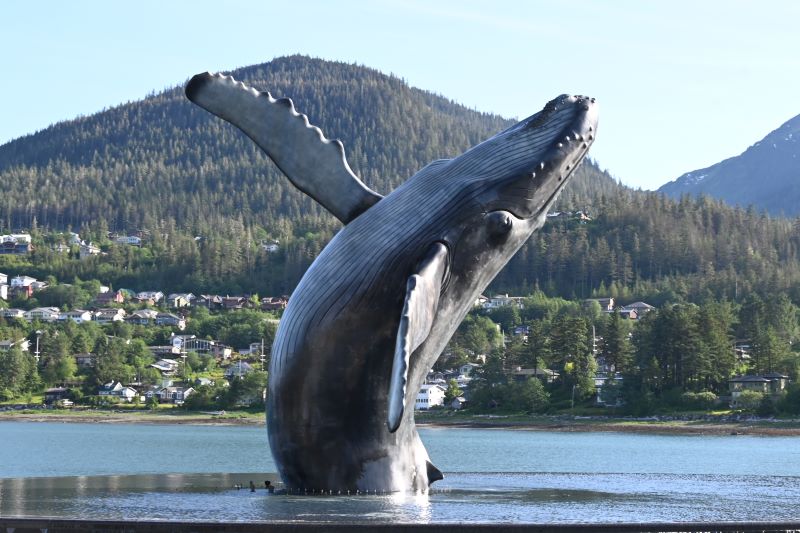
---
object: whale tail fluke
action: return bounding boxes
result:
[426,460,444,483]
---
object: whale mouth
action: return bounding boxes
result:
[495,94,599,221]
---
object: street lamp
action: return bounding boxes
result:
[34,330,42,363]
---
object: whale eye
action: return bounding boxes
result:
[486,211,513,241]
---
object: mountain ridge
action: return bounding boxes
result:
[658,113,800,216]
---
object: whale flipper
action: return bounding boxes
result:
[186,72,383,224]
[387,242,449,432]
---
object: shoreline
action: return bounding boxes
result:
[3,409,800,436]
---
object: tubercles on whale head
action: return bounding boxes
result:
[482,94,598,221]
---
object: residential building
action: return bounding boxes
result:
[150,358,181,375]
[79,242,101,259]
[167,293,194,308]
[0,272,7,284]
[115,235,142,246]
[59,309,93,324]
[194,294,223,310]
[415,384,446,410]
[135,291,164,304]
[155,313,186,330]
[94,290,125,306]
[97,381,139,403]
[0,308,25,319]
[44,387,71,405]
[157,386,195,404]
[618,309,638,320]
[585,297,615,312]
[126,309,159,326]
[0,233,32,243]
[10,275,36,287]
[482,294,525,310]
[24,307,61,322]
[0,339,30,352]
[260,296,288,311]
[511,367,559,384]
[261,239,280,253]
[0,284,7,300]
[74,353,96,367]
[225,361,254,379]
[728,373,791,408]
[93,308,126,324]
[620,301,655,317]
[221,296,247,310]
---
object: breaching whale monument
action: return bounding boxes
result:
[186,72,598,493]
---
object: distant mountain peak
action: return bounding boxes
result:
[658,112,800,216]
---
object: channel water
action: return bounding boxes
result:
[1,422,799,524]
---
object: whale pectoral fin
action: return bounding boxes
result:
[186,72,383,224]
[387,242,449,433]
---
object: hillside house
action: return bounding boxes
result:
[0,273,7,285]
[79,242,101,259]
[0,308,25,319]
[0,339,30,352]
[585,297,615,312]
[0,241,32,255]
[10,275,36,287]
[25,307,60,322]
[167,293,194,308]
[225,361,254,379]
[415,384,446,410]
[155,313,186,330]
[59,310,93,324]
[126,309,159,326]
[620,301,655,317]
[94,290,126,306]
[0,284,7,300]
[260,296,289,311]
[135,291,164,304]
[74,353,96,367]
[157,386,195,404]
[193,294,223,309]
[482,294,525,310]
[44,387,71,405]
[150,358,181,375]
[728,373,791,407]
[221,296,247,310]
[98,381,139,402]
[115,236,142,246]
[93,308,126,324]
[511,367,559,384]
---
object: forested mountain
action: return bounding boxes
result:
[659,113,800,216]
[2,55,800,305]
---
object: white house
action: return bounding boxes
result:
[0,308,25,319]
[136,291,164,303]
[0,284,7,300]
[79,242,101,259]
[482,293,525,310]
[10,275,37,287]
[0,272,7,284]
[59,309,93,324]
[30,280,49,291]
[98,381,139,402]
[115,236,142,246]
[167,293,195,308]
[93,308,126,324]
[157,386,195,404]
[0,234,32,244]
[415,384,446,410]
[150,358,181,375]
[0,339,30,352]
[24,307,60,322]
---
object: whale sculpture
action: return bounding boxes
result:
[186,72,598,493]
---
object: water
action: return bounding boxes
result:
[1,422,799,523]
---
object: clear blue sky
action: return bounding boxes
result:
[2,0,798,190]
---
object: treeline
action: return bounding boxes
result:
[442,291,800,415]
[0,306,278,402]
